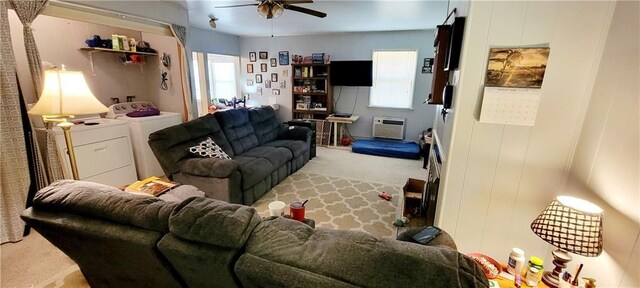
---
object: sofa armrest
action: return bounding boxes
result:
[179,158,239,178]
[278,125,312,143]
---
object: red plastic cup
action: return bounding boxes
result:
[290,201,305,222]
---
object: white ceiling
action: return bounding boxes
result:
[183,0,449,37]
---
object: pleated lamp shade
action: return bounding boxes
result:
[531,196,604,257]
[29,68,108,116]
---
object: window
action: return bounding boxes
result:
[207,54,240,103]
[370,50,418,109]
[192,52,208,117]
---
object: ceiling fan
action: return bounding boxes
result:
[216,0,327,19]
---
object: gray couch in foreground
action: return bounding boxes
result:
[21,181,489,288]
[149,106,312,205]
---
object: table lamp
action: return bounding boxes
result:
[28,66,108,180]
[530,196,603,287]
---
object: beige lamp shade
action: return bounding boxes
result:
[531,196,604,257]
[28,68,108,116]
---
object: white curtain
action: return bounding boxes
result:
[11,0,64,184]
[170,24,193,122]
[1,0,31,243]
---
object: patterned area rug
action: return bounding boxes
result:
[252,172,402,238]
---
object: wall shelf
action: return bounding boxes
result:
[80,47,158,76]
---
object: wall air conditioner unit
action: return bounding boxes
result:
[372,116,405,140]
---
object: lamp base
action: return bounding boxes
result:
[541,249,572,288]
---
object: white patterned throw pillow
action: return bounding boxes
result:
[188,137,231,159]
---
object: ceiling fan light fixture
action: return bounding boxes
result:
[257,2,284,19]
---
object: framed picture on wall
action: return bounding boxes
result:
[255,74,262,83]
[264,80,271,88]
[271,73,278,82]
[249,52,256,62]
[259,51,268,59]
[247,64,254,73]
[257,87,262,95]
[261,63,268,72]
[272,89,280,95]
[278,51,289,65]
[279,81,286,88]
[246,80,254,86]
[270,58,277,67]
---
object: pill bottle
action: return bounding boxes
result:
[525,267,540,287]
[507,248,526,275]
[526,256,544,286]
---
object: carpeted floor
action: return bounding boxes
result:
[1,147,424,287]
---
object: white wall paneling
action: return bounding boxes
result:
[565,1,639,286]
[433,1,638,286]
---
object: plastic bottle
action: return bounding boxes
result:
[525,267,540,287]
[525,256,544,286]
[507,248,526,275]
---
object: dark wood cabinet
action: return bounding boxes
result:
[291,63,333,119]
[427,25,451,105]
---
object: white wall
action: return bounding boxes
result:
[239,30,438,140]
[565,1,639,286]
[62,0,189,28]
[189,27,240,56]
[433,1,635,286]
[9,13,167,108]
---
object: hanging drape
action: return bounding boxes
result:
[11,0,64,184]
[1,0,31,243]
[170,24,193,122]
[10,0,48,97]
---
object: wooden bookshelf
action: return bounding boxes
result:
[291,63,332,120]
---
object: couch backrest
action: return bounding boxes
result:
[157,197,261,288]
[149,114,234,177]
[235,217,490,288]
[248,106,281,145]
[214,108,260,155]
[21,180,185,288]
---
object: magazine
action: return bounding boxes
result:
[125,176,179,196]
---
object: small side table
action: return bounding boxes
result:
[326,115,360,149]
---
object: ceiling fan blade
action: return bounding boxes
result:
[283,4,326,18]
[215,4,259,8]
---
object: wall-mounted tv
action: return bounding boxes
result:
[330,61,373,87]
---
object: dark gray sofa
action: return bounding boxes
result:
[21,181,490,288]
[148,106,312,205]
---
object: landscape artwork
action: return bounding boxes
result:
[485,47,550,88]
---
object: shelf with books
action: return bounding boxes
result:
[291,63,332,120]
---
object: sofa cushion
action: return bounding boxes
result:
[248,106,281,145]
[214,108,260,155]
[32,180,178,233]
[149,114,234,176]
[234,156,275,189]
[240,146,292,168]
[168,197,260,249]
[241,217,489,288]
[262,139,307,158]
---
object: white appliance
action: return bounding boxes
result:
[107,101,182,179]
[34,118,137,187]
[372,116,406,140]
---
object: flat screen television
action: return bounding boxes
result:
[330,61,373,87]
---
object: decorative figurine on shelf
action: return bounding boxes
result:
[129,38,137,52]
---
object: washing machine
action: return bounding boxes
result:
[107,101,182,179]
